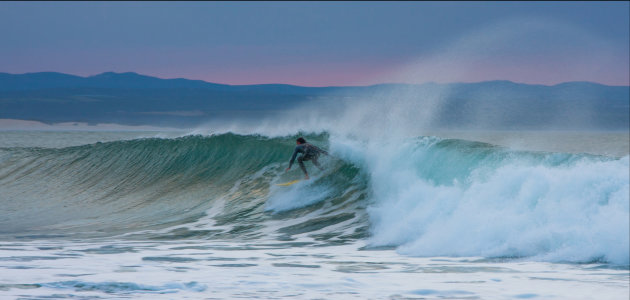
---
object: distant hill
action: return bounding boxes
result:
[0,72,627,129]
[0,71,330,94]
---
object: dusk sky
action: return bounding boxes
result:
[1,1,628,86]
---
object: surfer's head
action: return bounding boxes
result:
[296,137,306,144]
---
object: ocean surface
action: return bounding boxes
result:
[0,129,628,299]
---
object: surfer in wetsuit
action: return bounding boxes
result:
[285,137,328,180]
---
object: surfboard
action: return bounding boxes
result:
[276,179,300,186]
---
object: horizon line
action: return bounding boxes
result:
[2,70,629,88]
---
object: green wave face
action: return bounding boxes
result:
[0,133,367,244]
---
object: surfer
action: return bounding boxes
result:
[285,137,328,179]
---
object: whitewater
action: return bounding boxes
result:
[0,127,628,299]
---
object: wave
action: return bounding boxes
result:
[0,133,366,244]
[0,132,627,264]
[341,136,629,265]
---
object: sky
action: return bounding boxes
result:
[0,1,628,86]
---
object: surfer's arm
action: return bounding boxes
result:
[287,147,300,169]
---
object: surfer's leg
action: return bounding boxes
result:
[311,156,323,170]
[297,156,308,175]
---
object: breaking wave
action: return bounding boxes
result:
[0,132,627,264]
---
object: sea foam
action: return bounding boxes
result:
[344,135,630,264]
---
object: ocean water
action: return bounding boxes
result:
[0,130,628,299]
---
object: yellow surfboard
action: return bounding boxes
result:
[276,179,301,186]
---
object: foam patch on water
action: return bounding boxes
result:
[41,280,206,294]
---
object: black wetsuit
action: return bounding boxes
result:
[288,143,328,175]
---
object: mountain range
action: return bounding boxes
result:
[0,72,627,129]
